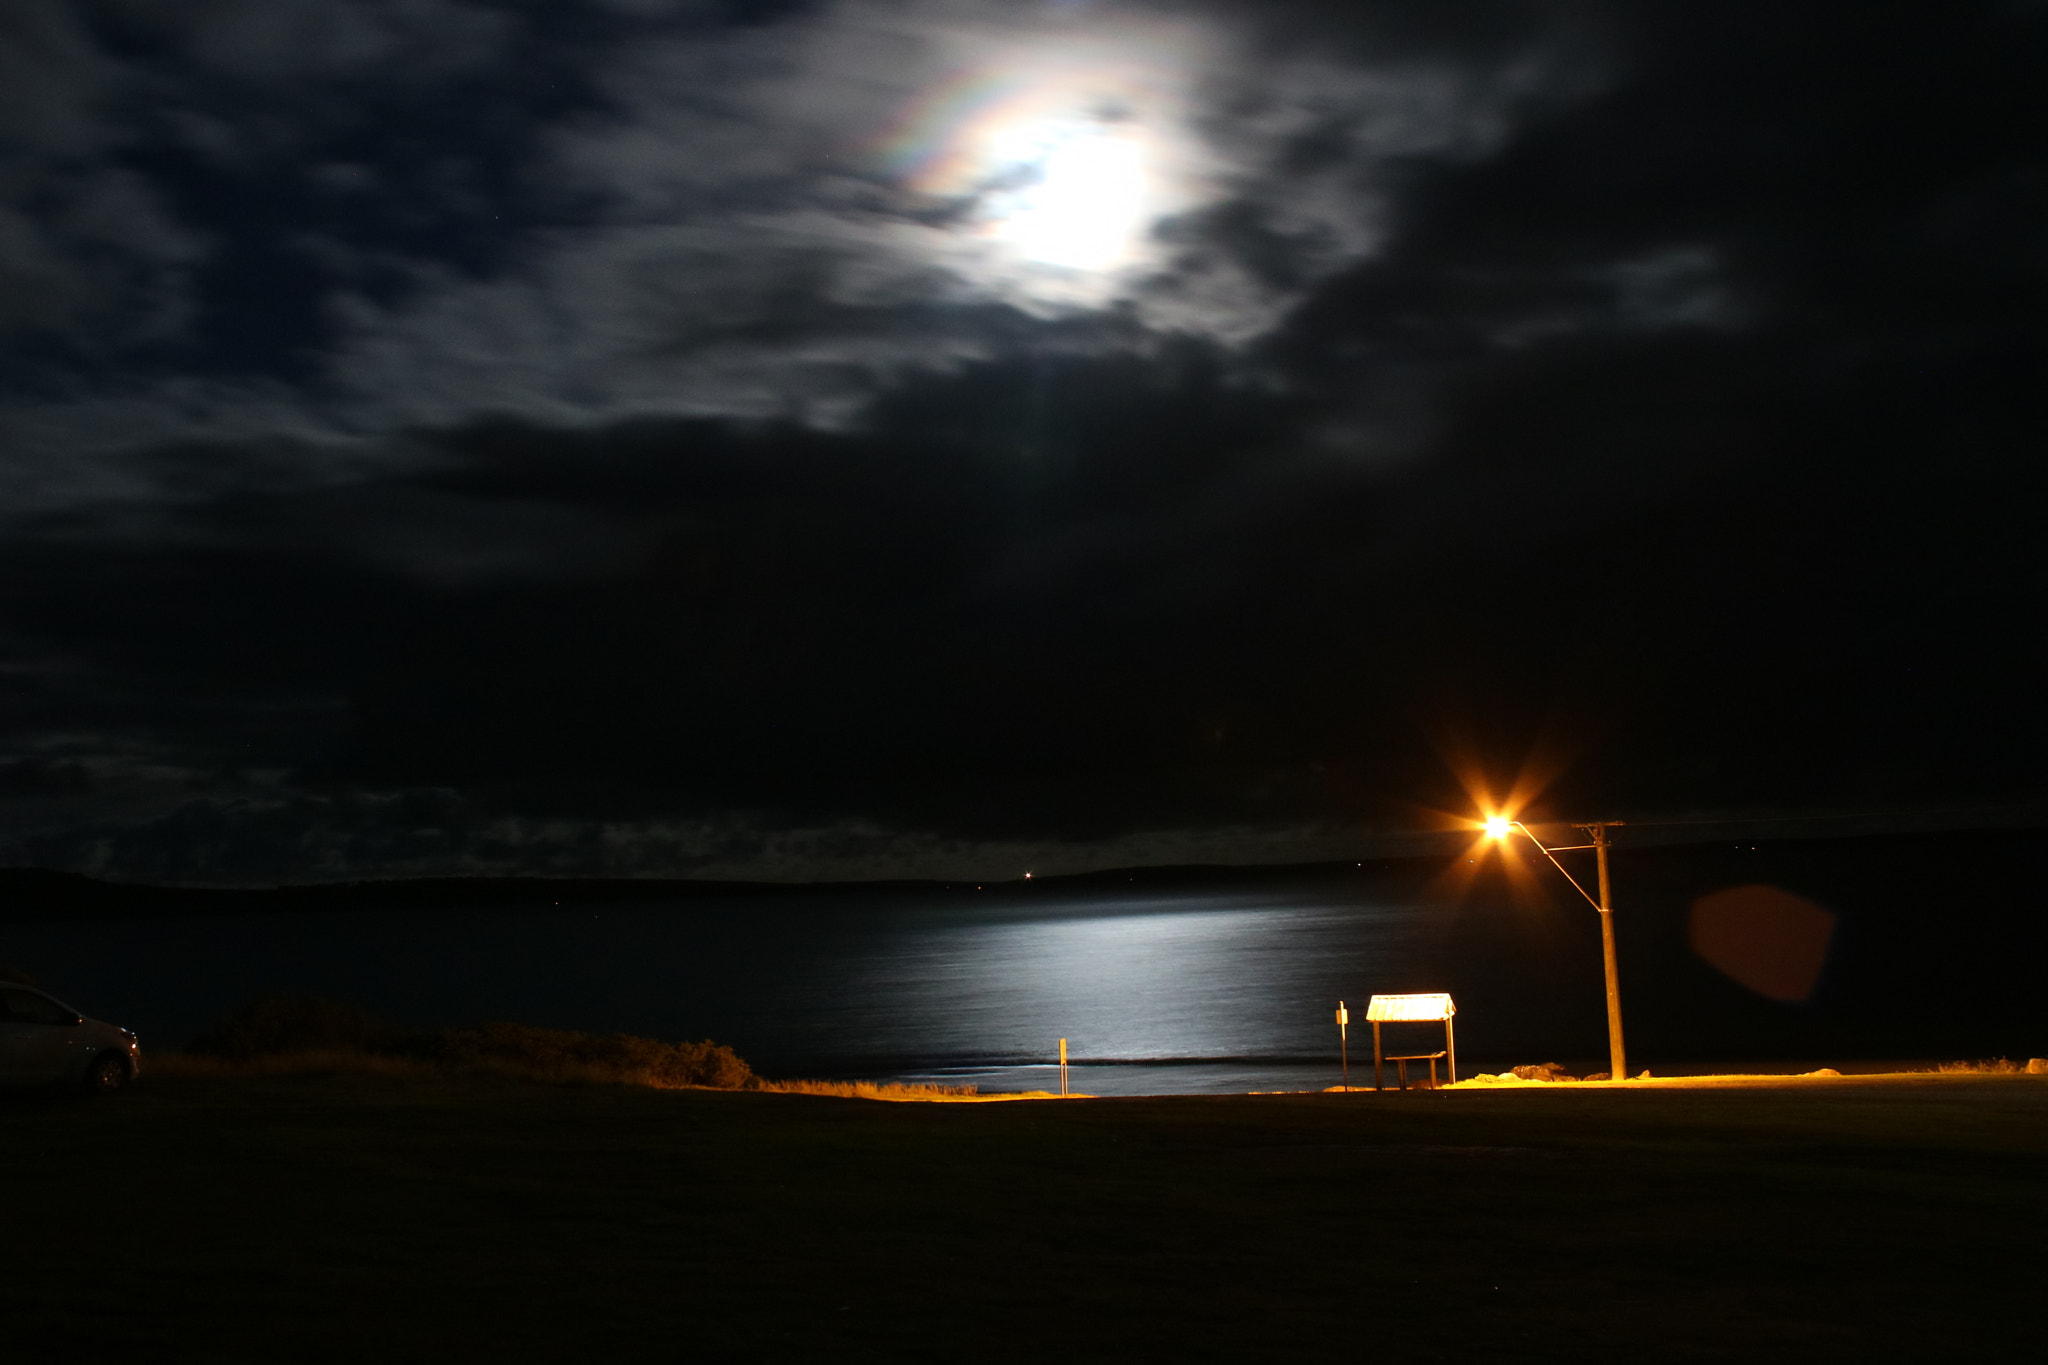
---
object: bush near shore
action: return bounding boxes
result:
[177,994,977,1097]
[186,994,755,1090]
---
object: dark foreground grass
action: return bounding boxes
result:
[3,1074,2042,1362]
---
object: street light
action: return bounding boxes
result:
[1484,816,1629,1081]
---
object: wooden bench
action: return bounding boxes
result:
[1383,1050,1448,1090]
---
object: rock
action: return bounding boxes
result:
[1636,1070,1653,1079]
[2027,1058,2048,1075]
[1805,1067,1842,1077]
[1511,1062,1571,1082]
[1583,1072,1611,1082]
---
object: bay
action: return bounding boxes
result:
[0,878,1519,1093]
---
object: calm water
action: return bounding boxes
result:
[1,881,1567,1094]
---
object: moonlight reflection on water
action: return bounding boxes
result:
[819,896,1420,1065]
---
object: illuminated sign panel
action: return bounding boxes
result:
[1365,993,1455,1023]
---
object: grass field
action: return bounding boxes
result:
[4,1072,2042,1362]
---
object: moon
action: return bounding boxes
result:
[984,121,1147,271]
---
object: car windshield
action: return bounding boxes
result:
[0,987,78,1025]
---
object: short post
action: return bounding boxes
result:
[1446,1013,1458,1085]
[1058,1037,1069,1097]
[1372,1020,1384,1091]
[1336,1001,1350,1091]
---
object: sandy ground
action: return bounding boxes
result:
[1448,1068,2044,1090]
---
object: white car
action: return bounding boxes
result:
[0,983,140,1091]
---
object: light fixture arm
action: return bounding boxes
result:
[1509,822,1603,913]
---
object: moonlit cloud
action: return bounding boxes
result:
[0,0,1596,492]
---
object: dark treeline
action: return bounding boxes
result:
[0,826,2041,920]
[0,853,1458,922]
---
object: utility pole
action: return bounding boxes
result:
[1583,822,1626,1082]
[1487,816,1629,1081]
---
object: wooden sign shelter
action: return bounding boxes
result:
[1366,993,1457,1090]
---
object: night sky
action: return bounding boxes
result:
[2,1,2041,884]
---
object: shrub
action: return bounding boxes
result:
[419,1022,755,1090]
[187,994,398,1060]
[185,995,756,1090]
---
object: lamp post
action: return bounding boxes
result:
[1484,816,1628,1081]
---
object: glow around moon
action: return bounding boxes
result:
[871,28,1210,300]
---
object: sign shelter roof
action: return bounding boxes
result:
[1366,993,1455,1022]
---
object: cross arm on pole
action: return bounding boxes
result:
[1509,821,1604,913]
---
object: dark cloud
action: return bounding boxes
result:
[0,2,2041,880]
